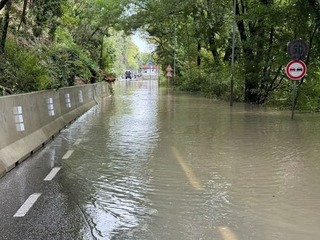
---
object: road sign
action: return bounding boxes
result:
[285,60,307,80]
[287,39,308,60]
[166,65,172,72]
[166,72,172,78]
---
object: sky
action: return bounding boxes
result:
[132,32,154,53]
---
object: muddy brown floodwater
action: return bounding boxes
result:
[59,80,320,240]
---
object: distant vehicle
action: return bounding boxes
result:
[125,71,132,79]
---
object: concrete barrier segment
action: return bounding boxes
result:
[0,82,110,179]
[0,162,6,178]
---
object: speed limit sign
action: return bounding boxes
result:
[287,39,308,60]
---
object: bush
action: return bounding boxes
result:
[178,64,242,101]
[201,67,231,100]
[0,39,49,93]
[42,43,97,89]
[179,67,203,92]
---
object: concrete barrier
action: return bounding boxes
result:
[0,82,111,178]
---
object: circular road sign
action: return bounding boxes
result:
[287,39,308,60]
[285,60,307,80]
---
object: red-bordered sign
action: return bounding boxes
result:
[285,60,307,80]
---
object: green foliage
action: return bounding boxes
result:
[43,44,93,89]
[179,68,203,92]
[295,66,320,111]
[0,39,49,93]
[201,67,234,100]
[103,30,143,76]
[158,75,169,86]
[121,0,320,110]
[30,0,66,38]
[179,64,239,101]
[1,0,320,112]
[0,0,142,93]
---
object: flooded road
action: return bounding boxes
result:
[1,80,320,239]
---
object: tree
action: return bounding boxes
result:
[1,0,320,110]
[0,0,12,54]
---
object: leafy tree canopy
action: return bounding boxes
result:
[1,0,320,111]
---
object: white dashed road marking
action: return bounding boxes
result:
[218,226,239,240]
[44,167,61,181]
[13,193,42,217]
[171,146,204,190]
[62,150,74,159]
[74,139,82,145]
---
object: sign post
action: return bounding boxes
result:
[285,60,307,119]
[166,65,173,86]
[286,39,308,119]
[291,81,297,119]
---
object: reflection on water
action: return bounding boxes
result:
[61,80,320,239]
[62,80,159,239]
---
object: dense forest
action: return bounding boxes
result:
[0,0,320,110]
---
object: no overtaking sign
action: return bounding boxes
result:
[285,60,307,80]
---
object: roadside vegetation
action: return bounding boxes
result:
[0,0,320,111]
[124,0,320,110]
[0,0,144,95]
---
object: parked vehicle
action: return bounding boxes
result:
[125,71,132,79]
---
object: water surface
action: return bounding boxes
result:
[61,80,320,239]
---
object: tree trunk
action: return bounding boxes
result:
[18,0,29,31]
[197,41,201,66]
[99,36,105,69]
[206,0,220,65]
[236,0,275,103]
[0,0,9,10]
[235,0,259,102]
[0,0,12,54]
[208,32,220,65]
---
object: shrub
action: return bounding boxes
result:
[0,39,49,93]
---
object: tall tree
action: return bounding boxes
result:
[0,0,12,54]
